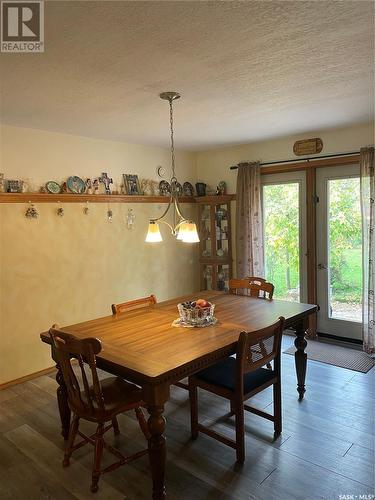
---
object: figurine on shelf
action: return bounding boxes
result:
[217,270,226,291]
[151,180,159,195]
[85,178,93,195]
[99,172,113,195]
[203,267,212,290]
[141,179,153,196]
[0,174,5,193]
[217,181,226,195]
[93,178,100,195]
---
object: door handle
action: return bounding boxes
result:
[317,263,327,270]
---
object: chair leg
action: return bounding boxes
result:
[189,381,199,440]
[112,416,120,436]
[273,382,282,436]
[229,399,235,415]
[63,414,79,467]
[234,400,245,464]
[91,423,104,493]
[135,407,151,440]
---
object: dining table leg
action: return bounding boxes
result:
[147,404,167,499]
[294,317,309,400]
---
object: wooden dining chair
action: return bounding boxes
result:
[189,316,285,464]
[112,295,188,389]
[49,326,150,493]
[229,277,274,299]
[111,294,157,315]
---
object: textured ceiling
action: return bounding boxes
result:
[0,1,374,150]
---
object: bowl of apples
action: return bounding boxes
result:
[177,299,215,326]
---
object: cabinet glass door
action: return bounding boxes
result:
[215,204,229,260]
[200,204,213,258]
[202,264,214,290]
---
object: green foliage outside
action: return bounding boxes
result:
[329,178,362,304]
[263,183,300,301]
[263,178,362,305]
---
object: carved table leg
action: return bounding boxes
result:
[294,317,309,400]
[147,405,166,500]
[56,363,71,439]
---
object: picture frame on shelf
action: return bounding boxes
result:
[7,180,23,193]
[123,174,141,195]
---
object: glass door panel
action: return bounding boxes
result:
[202,264,214,291]
[200,204,212,258]
[216,263,230,291]
[215,204,229,259]
[262,171,307,303]
[328,178,362,322]
[316,165,362,340]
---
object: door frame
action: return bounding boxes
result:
[261,153,361,340]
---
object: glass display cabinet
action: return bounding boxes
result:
[197,195,233,291]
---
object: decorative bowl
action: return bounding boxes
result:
[177,300,215,326]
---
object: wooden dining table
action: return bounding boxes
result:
[40,291,317,499]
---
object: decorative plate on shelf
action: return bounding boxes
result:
[45,181,61,194]
[67,176,86,194]
[183,182,194,197]
[159,180,171,196]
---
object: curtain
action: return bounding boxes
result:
[360,146,375,355]
[236,162,264,278]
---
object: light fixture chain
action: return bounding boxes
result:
[169,98,177,182]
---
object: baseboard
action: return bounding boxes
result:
[317,331,363,346]
[0,366,56,390]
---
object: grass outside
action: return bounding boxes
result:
[331,247,362,304]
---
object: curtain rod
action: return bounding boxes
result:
[229,151,360,170]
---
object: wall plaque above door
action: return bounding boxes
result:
[293,138,323,156]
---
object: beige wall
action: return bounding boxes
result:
[0,125,198,384]
[196,122,374,192]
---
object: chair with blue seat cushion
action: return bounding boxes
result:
[189,317,285,464]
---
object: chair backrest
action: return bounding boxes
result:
[49,326,105,416]
[111,294,157,315]
[229,277,274,299]
[235,317,285,392]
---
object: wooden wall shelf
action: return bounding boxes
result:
[0,193,237,204]
[0,193,196,204]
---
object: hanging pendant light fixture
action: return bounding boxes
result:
[145,92,199,243]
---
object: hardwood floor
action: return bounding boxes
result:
[0,335,374,499]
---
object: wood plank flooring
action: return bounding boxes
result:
[0,335,374,500]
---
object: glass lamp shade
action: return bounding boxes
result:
[176,221,189,241]
[181,222,200,243]
[145,222,162,242]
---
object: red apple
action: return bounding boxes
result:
[196,299,209,308]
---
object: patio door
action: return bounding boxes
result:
[316,165,362,340]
